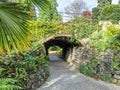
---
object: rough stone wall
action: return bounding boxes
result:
[65,46,120,85]
[65,46,96,68]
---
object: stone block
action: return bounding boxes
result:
[114,75,120,80]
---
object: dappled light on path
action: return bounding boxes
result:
[43,75,64,88]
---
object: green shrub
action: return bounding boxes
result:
[79,65,86,74]
[49,46,61,51]
[68,18,97,39]
[86,60,98,69]
[89,25,120,51]
[31,18,97,41]
[0,47,49,89]
[49,46,62,56]
[101,74,111,82]
[79,65,94,76]
[87,24,120,83]
[31,21,70,40]
[110,61,120,70]
[85,69,94,76]
[0,78,22,90]
[68,18,91,24]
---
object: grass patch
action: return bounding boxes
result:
[79,65,94,76]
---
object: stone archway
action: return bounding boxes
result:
[43,35,80,59]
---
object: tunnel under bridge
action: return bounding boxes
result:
[43,35,81,59]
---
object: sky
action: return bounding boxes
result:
[56,0,119,22]
[56,0,119,12]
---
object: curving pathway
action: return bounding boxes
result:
[37,52,120,90]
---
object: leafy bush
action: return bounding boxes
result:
[30,21,70,40]
[73,24,97,39]
[79,65,86,74]
[101,74,111,82]
[99,4,120,23]
[68,17,91,24]
[68,18,97,39]
[0,78,22,90]
[30,18,97,41]
[86,60,98,69]
[89,25,120,51]
[85,24,120,83]
[49,46,62,56]
[49,46,61,51]
[0,47,49,89]
[111,61,120,70]
[79,65,94,76]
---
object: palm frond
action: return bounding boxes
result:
[0,0,50,55]
[29,0,51,10]
[0,3,31,55]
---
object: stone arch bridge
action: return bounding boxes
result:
[43,35,81,59]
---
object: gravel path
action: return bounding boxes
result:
[37,53,120,90]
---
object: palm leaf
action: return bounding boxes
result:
[0,3,31,55]
[28,0,51,10]
[0,1,50,55]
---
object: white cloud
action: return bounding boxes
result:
[84,0,98,10]
[112,0,119,4]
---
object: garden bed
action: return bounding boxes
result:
[0,47,49,90]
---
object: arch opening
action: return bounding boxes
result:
[43,35,80,60]
[48,45,63,61]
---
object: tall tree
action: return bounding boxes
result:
[0,0,50,55]
[92,0,112,22]
[92,7,101,22]
[64,0,87,18]
[99,4,120,23]
[119,0,120,4]
[98,0,112,6]
[38,0,61,22]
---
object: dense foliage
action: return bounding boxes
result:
[31,18,97,41]
[98,0,112,6]
[92,0,111,21]
[38,0,61,22]
[89,25,120,51]
[29,21,70,40]
[79,23,120,83]
[0,0,50,55]
[99,5,120,23]
[0,0,51,89]
[92,7,102,22]
[0,78,22,90]
[1,0,120,88]
[68,18,97,39]
[0,45,49,89]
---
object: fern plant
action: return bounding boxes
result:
[0,78,22,90]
